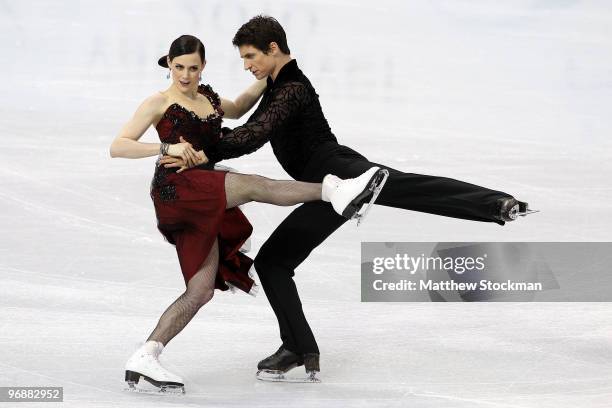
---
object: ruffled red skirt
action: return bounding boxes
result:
[150,168,255,294]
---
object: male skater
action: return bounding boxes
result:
[162,15,532,382]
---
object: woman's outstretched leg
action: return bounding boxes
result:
[224,173,322,209]
[223,168,389,223]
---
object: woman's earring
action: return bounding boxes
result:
[166,70,170,79]
[198,75,202,83]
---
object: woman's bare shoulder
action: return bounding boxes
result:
[136,92,170,118]
[145,92,170,109]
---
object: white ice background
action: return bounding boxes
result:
[1,0,612,407]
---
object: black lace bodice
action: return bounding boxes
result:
[155,84,224,152]
[151,84,221,201]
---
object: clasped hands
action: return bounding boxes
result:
[160,136,209,173]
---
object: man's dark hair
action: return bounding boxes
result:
[232,15,291,55]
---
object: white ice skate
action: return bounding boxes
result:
[124,341,185,394]
[323,166,389,225]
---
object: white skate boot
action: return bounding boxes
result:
[124,341,185,394]
[322,166,389,225]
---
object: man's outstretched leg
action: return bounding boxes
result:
[301,146,529,224]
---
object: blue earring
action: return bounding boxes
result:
[166,70,170,79]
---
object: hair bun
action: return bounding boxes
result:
[158,55,169,68]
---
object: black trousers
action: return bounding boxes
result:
[253,144,511,354]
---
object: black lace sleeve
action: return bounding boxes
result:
[207,81,312,161]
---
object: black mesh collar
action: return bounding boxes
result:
[267,59,299,88]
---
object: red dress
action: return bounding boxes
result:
[150,84,255,294]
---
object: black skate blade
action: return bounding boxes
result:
[355,169,389,226]
[256,369,321,383]
[124,370,185,394]
[515,201,538,218]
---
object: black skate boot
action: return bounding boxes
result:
[256,347,320,383]
[494,198,538,222]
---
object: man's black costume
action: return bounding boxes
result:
[208,59,511,356]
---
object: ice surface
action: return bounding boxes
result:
[1,0,612,406]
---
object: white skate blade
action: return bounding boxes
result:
[256,369,321,383]
[355,169,389,226]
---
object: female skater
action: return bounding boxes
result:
[109,34,386,393]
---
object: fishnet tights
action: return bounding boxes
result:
[147,240,219,346]
[224,172,322,209]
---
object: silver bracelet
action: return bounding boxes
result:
[159,142,169,156]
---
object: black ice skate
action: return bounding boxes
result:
[495,198,538,222]
[256,347,321,383]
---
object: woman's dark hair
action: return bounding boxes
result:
[158,35,205,67]
[232,15,290,55]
